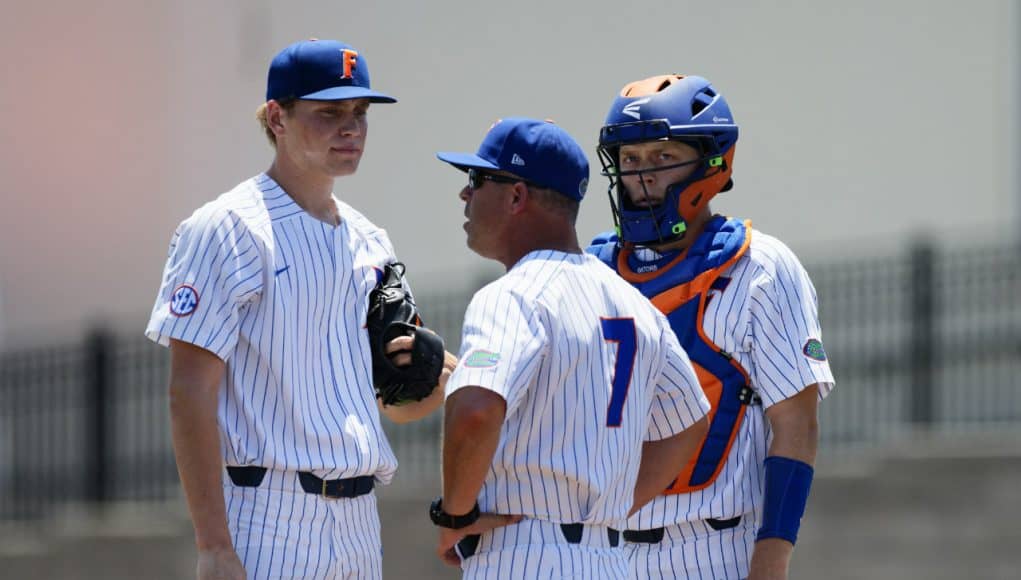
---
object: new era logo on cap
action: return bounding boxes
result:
[436,118,590,202]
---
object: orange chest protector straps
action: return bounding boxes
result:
[590,216,757,493]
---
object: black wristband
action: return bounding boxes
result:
[429,497,480,529]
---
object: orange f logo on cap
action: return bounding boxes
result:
[341,49,358,79]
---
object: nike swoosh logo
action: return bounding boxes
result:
[275,265,290,277]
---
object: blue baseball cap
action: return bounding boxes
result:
[437,118,590,201]
[266,39,396,103]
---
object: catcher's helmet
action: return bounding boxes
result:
[597,75,738,245]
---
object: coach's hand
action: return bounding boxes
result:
[197,547,246,580]
[437,513,523,567]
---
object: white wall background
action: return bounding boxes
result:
[0,0,1016,346]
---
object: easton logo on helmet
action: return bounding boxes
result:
[621,98,651,120]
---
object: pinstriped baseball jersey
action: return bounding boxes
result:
[145,173,402,483]
[446,250,711,527]
[620,228,835,531]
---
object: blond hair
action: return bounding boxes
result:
[255,98,297,146]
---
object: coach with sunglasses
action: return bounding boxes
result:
[444,120,589,263]
[429,118,711,578]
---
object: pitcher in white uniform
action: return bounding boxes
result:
[429,117,712,579]
[146,39,452,580]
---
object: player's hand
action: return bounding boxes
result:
[384,335,414,367]
[197,547,246,580]
[436,513,524,567]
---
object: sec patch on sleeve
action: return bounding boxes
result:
[802,338,827,361]
[169,284,200,317]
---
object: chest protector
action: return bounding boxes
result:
[589,216,754,493]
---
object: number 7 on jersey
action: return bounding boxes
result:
[601,317,637,427]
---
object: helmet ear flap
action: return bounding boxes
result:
[673,146,736,226]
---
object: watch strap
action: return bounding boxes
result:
[431,497,480,529]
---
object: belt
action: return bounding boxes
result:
[225,466,374,499]
[457,523,620,559]
[623,516,742,544]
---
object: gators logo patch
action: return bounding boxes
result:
[802,338,827,361]
[464,349,501,368]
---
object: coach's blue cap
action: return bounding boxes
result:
[437,118,590,201]
[266,39,396,103]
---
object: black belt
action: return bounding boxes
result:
[623,516,742,544]
[457,523,620,559]
[226,466,374,499]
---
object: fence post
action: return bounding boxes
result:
[909,241,936,426]
[85,327,111,505]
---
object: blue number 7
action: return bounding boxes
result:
[601,318,637,427]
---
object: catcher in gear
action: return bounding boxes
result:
[588,74,835,580]
[367,261,448,405]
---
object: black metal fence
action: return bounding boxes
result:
[0,331,178,520]
[815,240,1021,447]
[2,239,1019,521]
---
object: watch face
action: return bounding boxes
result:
[430,498,448,526]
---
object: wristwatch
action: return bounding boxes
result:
[429,497,480,529]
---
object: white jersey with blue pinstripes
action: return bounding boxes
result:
[446,250,711,527]
[625,229,835,532]
[146,173,401,483]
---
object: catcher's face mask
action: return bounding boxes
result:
[615,140,703,207]
[598,74,739,246]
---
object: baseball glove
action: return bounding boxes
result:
[366,262,445,405]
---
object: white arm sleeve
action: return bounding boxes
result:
[445,284,547,415]
[748,243,835,407]
[145,211,263,360]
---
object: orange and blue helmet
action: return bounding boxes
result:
[597,75,738,245]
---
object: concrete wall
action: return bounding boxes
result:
[0,0,1017,346]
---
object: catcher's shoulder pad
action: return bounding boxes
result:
[586,231,620,268]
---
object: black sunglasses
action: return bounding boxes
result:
[468,168,526,191]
